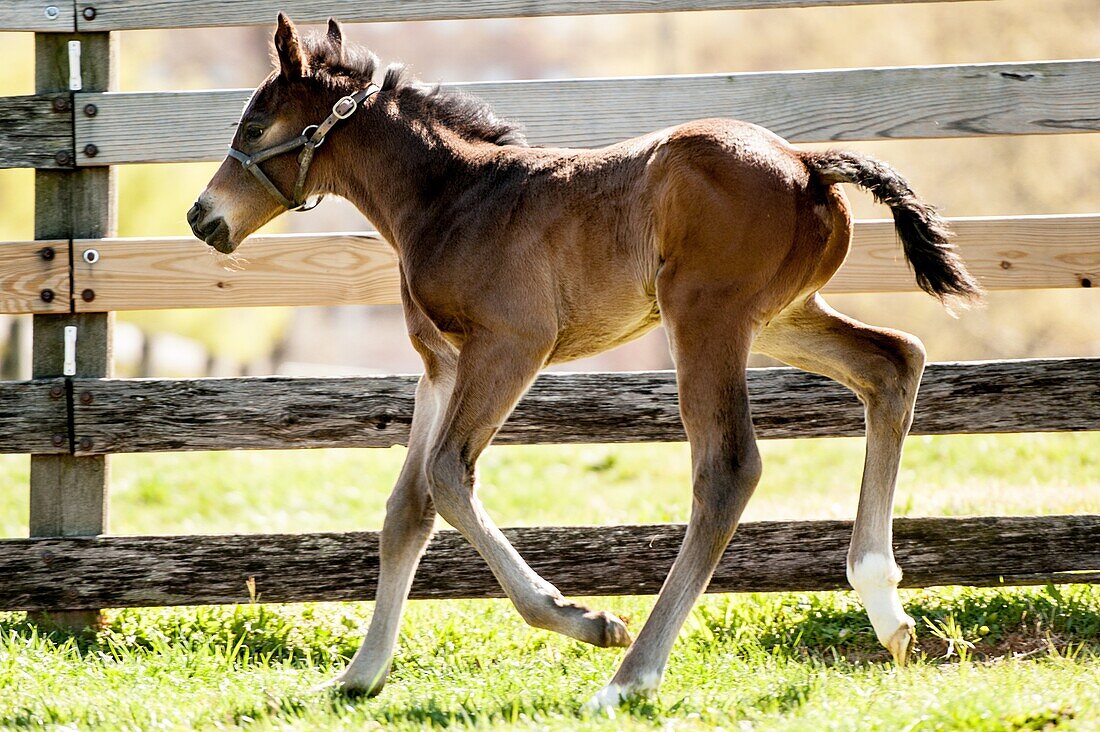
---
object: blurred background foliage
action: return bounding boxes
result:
[1,0,1098,371]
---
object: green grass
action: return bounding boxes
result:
[2,587,1097,730]
[0,433,1097,729]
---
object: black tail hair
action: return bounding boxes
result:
[802,150,982,308]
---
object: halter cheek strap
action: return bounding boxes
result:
[228,83,380,211]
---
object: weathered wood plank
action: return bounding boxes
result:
[0,515,1095,611]
[0,240,71,314]
[70,358,1100,455]
[73,60,1100,165]
[0,95,73,170]
[68,0,985,32]
[30,31,115,629]
[0,379,70,454]
[66,215,1100,313]
[0,1,74,33]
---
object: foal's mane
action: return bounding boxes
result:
[298,33,528,147]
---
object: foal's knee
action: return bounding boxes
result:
[692,444,763,532]
[425,447,474,517]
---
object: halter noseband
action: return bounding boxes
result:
[227,84,380,212]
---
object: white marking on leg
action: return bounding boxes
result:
[583,671,662,713]
[847,552,913,647]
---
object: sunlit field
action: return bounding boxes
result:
[1,433,1097,729]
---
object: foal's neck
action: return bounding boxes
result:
[320,98,490,252]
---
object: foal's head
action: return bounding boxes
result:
[187,14,379,253]
[187,14,527,254]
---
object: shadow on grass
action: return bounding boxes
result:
[227,677,817,728]
[0,604,358,668]
[1,585,1098,675]
[688,584,1100,665]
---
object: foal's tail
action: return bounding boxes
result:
[802,150,983,308]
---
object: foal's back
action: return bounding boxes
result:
[448,117,849,362]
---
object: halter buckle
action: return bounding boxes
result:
[332,95,357,120]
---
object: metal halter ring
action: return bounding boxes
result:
[332,95,358,120]
[301,125,321,147]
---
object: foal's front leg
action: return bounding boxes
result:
[427,333,632,648]
[334,369,453,695]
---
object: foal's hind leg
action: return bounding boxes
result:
[755,293,926,664]
[589,289,762,709]
[427,333,632,648]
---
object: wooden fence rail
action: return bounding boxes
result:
[0,96,73,169]
[0,239,70,315]
[0,0,990,34]
[50,358,1100,454]
[0,378,70,454]
[3,214,1098,315]
[63,60,1100,167]
[6,358,1098,455]
[1,515,1096,612]
[5,58,1094,170]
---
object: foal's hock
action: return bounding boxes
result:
[188,14,981,709]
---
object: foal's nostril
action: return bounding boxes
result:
[187,202,212,240]
[187,201,208,229]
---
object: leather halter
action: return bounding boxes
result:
[227,84,380,211]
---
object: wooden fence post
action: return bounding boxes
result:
[30,31,116,629]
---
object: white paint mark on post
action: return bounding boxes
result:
[68,41,82,91]
[63,326,77,376]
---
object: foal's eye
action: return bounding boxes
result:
[244,125,264,142]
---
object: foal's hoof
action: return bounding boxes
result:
[543,597,633,648]
[582,676,659,714]
[588,609,633,648]
[316,672,385,698]
[583,683,628,714]
[886,620,916,666]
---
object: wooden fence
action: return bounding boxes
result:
[0,0,1097,620]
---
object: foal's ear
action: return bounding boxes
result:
[274,12,309,79]
[326,18,344,54]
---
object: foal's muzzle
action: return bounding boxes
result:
[188,201,234,253]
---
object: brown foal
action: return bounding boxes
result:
[188,16,982,708]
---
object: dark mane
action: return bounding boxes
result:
[299,33,528,147]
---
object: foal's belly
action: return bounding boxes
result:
[547,295,662,365]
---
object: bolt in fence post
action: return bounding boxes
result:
[30,31,116,631]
